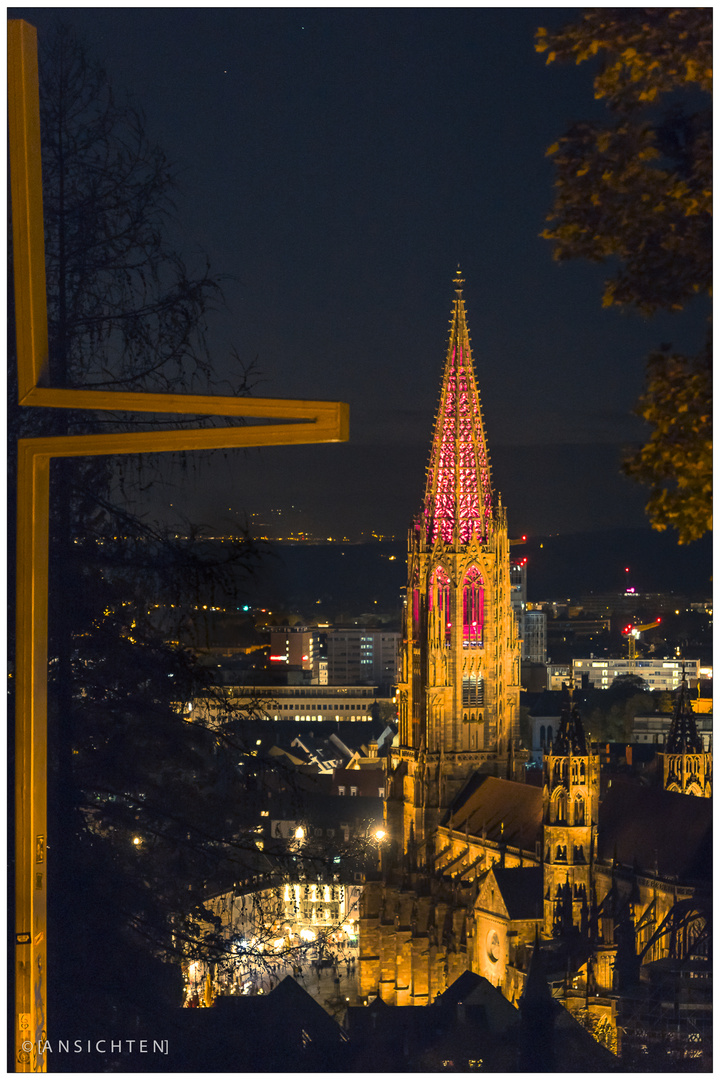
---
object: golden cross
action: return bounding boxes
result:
[9,20,348,1071]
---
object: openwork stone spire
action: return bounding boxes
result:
[552,685,587,756]
[422,272,493,545]
[666,672,703,754]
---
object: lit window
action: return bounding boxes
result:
[462,567,484,647]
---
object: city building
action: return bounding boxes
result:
[269,626,327,683]
[326,629,400,689]
[519,610,547,664]
[572,657,700,691]
[510,558,548,665]
[268,626,401,688]
[192,684,386,724]
[526,690,566,765]
[509,558,527,615]
[546,663,571,690]
[632,714,713,752]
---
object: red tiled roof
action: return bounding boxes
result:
[491,866,544,921]
[444,775,543,853]
[598,783,712,881]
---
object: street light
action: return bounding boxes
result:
[374,827,387,871]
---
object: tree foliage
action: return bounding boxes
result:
[536,9,712,544]
[8,23,346,1043]
[623,341,711,543]
[536,8,711,314]
[584,689,655,744]
[39,24,229,401]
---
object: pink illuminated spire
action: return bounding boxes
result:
[422,272,493,545]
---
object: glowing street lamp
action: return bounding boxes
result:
[373,827,387,872]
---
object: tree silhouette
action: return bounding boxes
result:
[8,23,340,1046]
[536,10,711,543]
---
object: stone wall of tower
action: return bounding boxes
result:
[660,749,712,797]
[542,746,600,938]
[391,504,521,857]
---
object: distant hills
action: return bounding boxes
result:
[519,528,712,600]
[221,527,711,622]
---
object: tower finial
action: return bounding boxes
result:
[453,266,464,292]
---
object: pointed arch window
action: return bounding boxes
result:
[429,566,451,645]
[462,567,484,647]
[411,568,420,638]
[553,791,568,824]
[574,794,585,826]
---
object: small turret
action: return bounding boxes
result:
[542,686,599,938]
[658,669,712,797]
[552,686,586,756]
[666,673,703,754]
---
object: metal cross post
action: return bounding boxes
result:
[9,20,349,1072]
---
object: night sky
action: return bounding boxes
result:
[12,7,707,540]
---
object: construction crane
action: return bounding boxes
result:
[622,618,662,661]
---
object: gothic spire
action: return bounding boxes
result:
[665,671,703,753]
[552,684,587,756]
[421,271,493,545]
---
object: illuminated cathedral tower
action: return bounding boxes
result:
[541,688,600,938]
[388,274,521,859]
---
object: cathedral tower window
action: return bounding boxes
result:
[429,567,452,645]
[412,568,420,637]
[462,567,484,646]
[462,674,484,709]
[574,794,586,826]
[553,790,567,824]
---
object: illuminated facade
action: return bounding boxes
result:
[359,283,710,1063]
[387,275,521,857]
